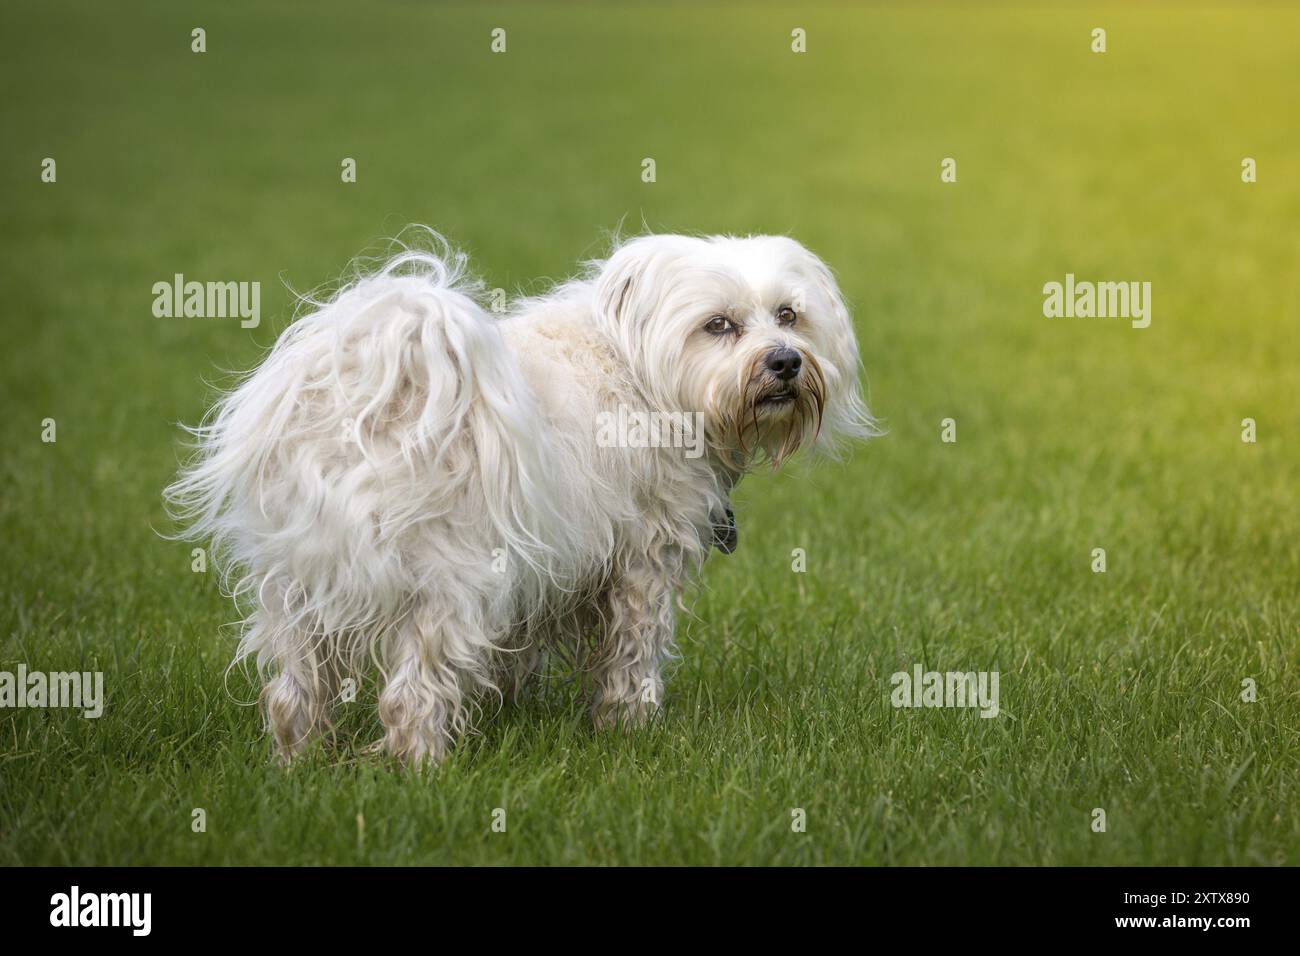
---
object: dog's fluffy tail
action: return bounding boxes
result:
[165,235,568,675]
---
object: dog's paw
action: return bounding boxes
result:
[591,696,658,732]
[383,726,449,767]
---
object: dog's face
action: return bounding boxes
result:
[595,234,874,464]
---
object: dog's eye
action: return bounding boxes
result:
[704,315,737,336]
[776,306,797,326]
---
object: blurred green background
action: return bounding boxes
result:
[0,1,1296,865]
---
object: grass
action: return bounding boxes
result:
[1,0,1297,865]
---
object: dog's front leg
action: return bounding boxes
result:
[590,559,678,730]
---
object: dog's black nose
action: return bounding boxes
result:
[764,347,802,381]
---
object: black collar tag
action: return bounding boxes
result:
[712,506,737,554]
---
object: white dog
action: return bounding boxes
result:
[167,230,874,763]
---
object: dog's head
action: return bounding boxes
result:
[594,234,875,466]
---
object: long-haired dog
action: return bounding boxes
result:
[167,230,874,763]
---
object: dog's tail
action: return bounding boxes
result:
[165,234,569,658]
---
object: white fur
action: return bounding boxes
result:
[166,230,875,763]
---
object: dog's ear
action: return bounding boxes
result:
[593,237,656,347]
[591,235,693,357]
[795,246,879,450]
[590,239,691,403]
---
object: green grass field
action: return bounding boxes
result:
[1,1,1297,865]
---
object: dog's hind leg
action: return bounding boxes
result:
[251,605,334,763]
[378,601,495,764]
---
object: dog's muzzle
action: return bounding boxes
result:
[763,347,802,381]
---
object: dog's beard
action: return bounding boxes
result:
[709,351,827,469]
